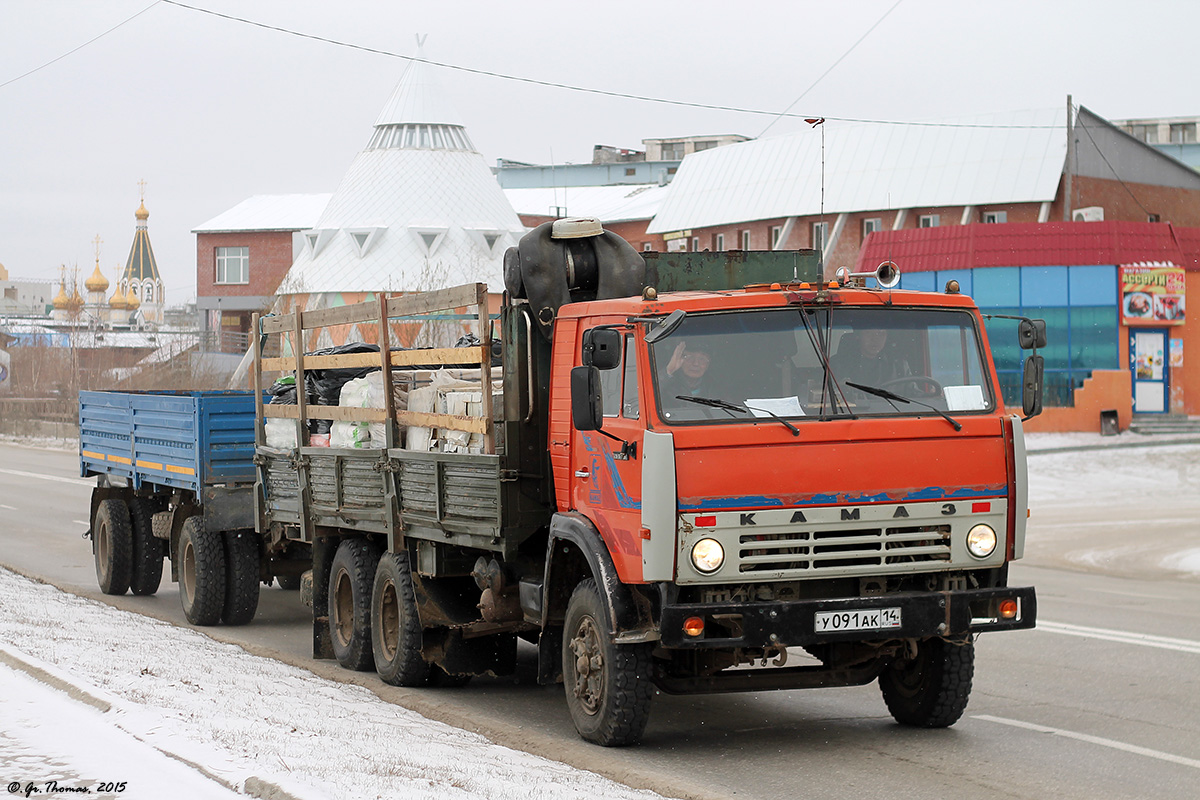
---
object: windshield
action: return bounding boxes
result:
[649,306,994,424]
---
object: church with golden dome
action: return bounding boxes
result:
[114,193,164,325]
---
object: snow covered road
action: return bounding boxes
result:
[0,567,668,800]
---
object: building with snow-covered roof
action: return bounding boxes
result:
[648,106,1200,275]
[504,183,672,252]
[193,193,331,353]
[277,50,525,343]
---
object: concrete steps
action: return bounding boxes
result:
[1129,414,1200,435]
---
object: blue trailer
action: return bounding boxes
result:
[79,390,305,626]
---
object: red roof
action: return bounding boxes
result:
[856,221,1200,273]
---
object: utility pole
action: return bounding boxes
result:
[1063,94,1074,221]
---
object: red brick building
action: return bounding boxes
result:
[192,194,329,351]
[649,107,1200,277]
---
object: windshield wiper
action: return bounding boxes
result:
[843,382,962,432]
[675,395,800,436]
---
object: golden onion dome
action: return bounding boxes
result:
[85,262,109,292]
[135,202,149,221]
[53,282,70,310]
[125,286,141,309]
[109,286,128,309]
[67,287,84,311]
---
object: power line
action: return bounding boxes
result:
[158,0,1059,131]
[1075,108,1152,217]
[759,0,904,137]
[0,2,161,90]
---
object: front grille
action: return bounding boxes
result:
[738,525,951,573]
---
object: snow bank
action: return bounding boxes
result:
[0,567,668,800]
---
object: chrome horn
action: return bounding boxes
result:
[834,261,901,289]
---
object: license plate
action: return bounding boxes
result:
[814,607,902,633]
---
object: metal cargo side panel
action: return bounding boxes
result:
[197,392,257,485]
[393,450,502,544]
[261,452,301,523]
[129,393,203,493]
[78,391,134,482]
[307,450,390,531]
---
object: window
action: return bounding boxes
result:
[1148,213,1161,223]
[643,242,652,251]
[693,140,717,152]
[918,215,940,228]
[982,211,1007,224]
[1131,124,1158,143]
[771,226,783,248]
[812,222,828,252]
[667,167,677,175]
[862,218,882,240]
[216,246,249,284]
[662,142,685,160]
[715,233,725,251]
[622,336,639,418]
[691,237,700,252]
[598,335,640,419]
[1169,123,1196,144]
[741,230,751,250]
[144,285,153,302]
[625,167,637,176]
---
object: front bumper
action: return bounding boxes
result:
[658,585,1036,648]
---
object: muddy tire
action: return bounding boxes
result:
[94,498,133,596]
[371,551,430,686]
[879,637,975,727]
[127,497,163,597]
[562,578,654,746]
[222,530,261,626]
[179,516,226,626]
[329,538,382,671]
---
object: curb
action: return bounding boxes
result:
[1028,436,1200,455]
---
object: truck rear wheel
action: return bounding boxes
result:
[329,538,381,671]
[127,497,163,597]
[371,551,430,686]
[94,498,133,596]
[879,637,975,728]
[222,530,261,626]
[562,578,653,746]
[179,516,226,626]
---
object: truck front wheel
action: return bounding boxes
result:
[370,551,430,686]
[329,538,381,671]
[562,578,653,746]
[179,516,226,626]
[879,637,975,727]
[94,498,133,596]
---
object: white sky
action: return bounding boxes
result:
[1,0,1196,305]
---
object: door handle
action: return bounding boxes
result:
[574,468,590,479]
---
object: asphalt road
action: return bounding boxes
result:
[2,440,1199,800]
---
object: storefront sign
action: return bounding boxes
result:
[1120,262,1186,326]
[0,349,9,388]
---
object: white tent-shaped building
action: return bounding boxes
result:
[281,50,525,316]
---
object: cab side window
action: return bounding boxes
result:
[622,335,639,418]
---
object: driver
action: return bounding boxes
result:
[662,339,713,399]
[831,328,910,389]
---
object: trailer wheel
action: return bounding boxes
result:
[127,497,163,596]
[94,498,133,596]
[562,578,653,746]
[879,637,975,728]
[370,551,430,686]
[329,538,381,671]
[179,516,226,626]
[222,530,261,626]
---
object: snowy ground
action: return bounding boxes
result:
[0,568,667,800]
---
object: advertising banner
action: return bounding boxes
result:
[1120,263,1186,326]
[0,348,9,391]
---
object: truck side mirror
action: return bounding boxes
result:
[570,365,603,431]
[1022,354,1044,418]
[1019,319,1047,350]
[582,328,622,370]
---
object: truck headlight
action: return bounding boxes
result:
[966,524,997,558]
[691,538,724,573]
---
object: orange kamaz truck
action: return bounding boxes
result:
[242,221,1044,746]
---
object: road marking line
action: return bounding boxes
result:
[1038,620,1200,655]
[0,467,92,487]
[0,504,15,510]
[73,520,91,526]
[1033,517,1198,529]
[974,715,1200,770]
